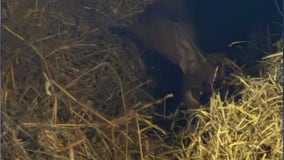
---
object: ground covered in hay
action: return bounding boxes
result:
[1,0,283,160]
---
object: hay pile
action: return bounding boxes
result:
[2,0,282,159]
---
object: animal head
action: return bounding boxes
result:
[127,11,224,108]
[180,52,224,108]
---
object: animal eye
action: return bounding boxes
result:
[192,87,212,105]
[191,88,204,100]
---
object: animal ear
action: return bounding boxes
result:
[175,26,206,74]
[205,53,226,66]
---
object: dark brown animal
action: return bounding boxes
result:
[127,10,224,108]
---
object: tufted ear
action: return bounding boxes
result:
[174,25,206,74]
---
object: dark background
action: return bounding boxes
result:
[192,0,282,52]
